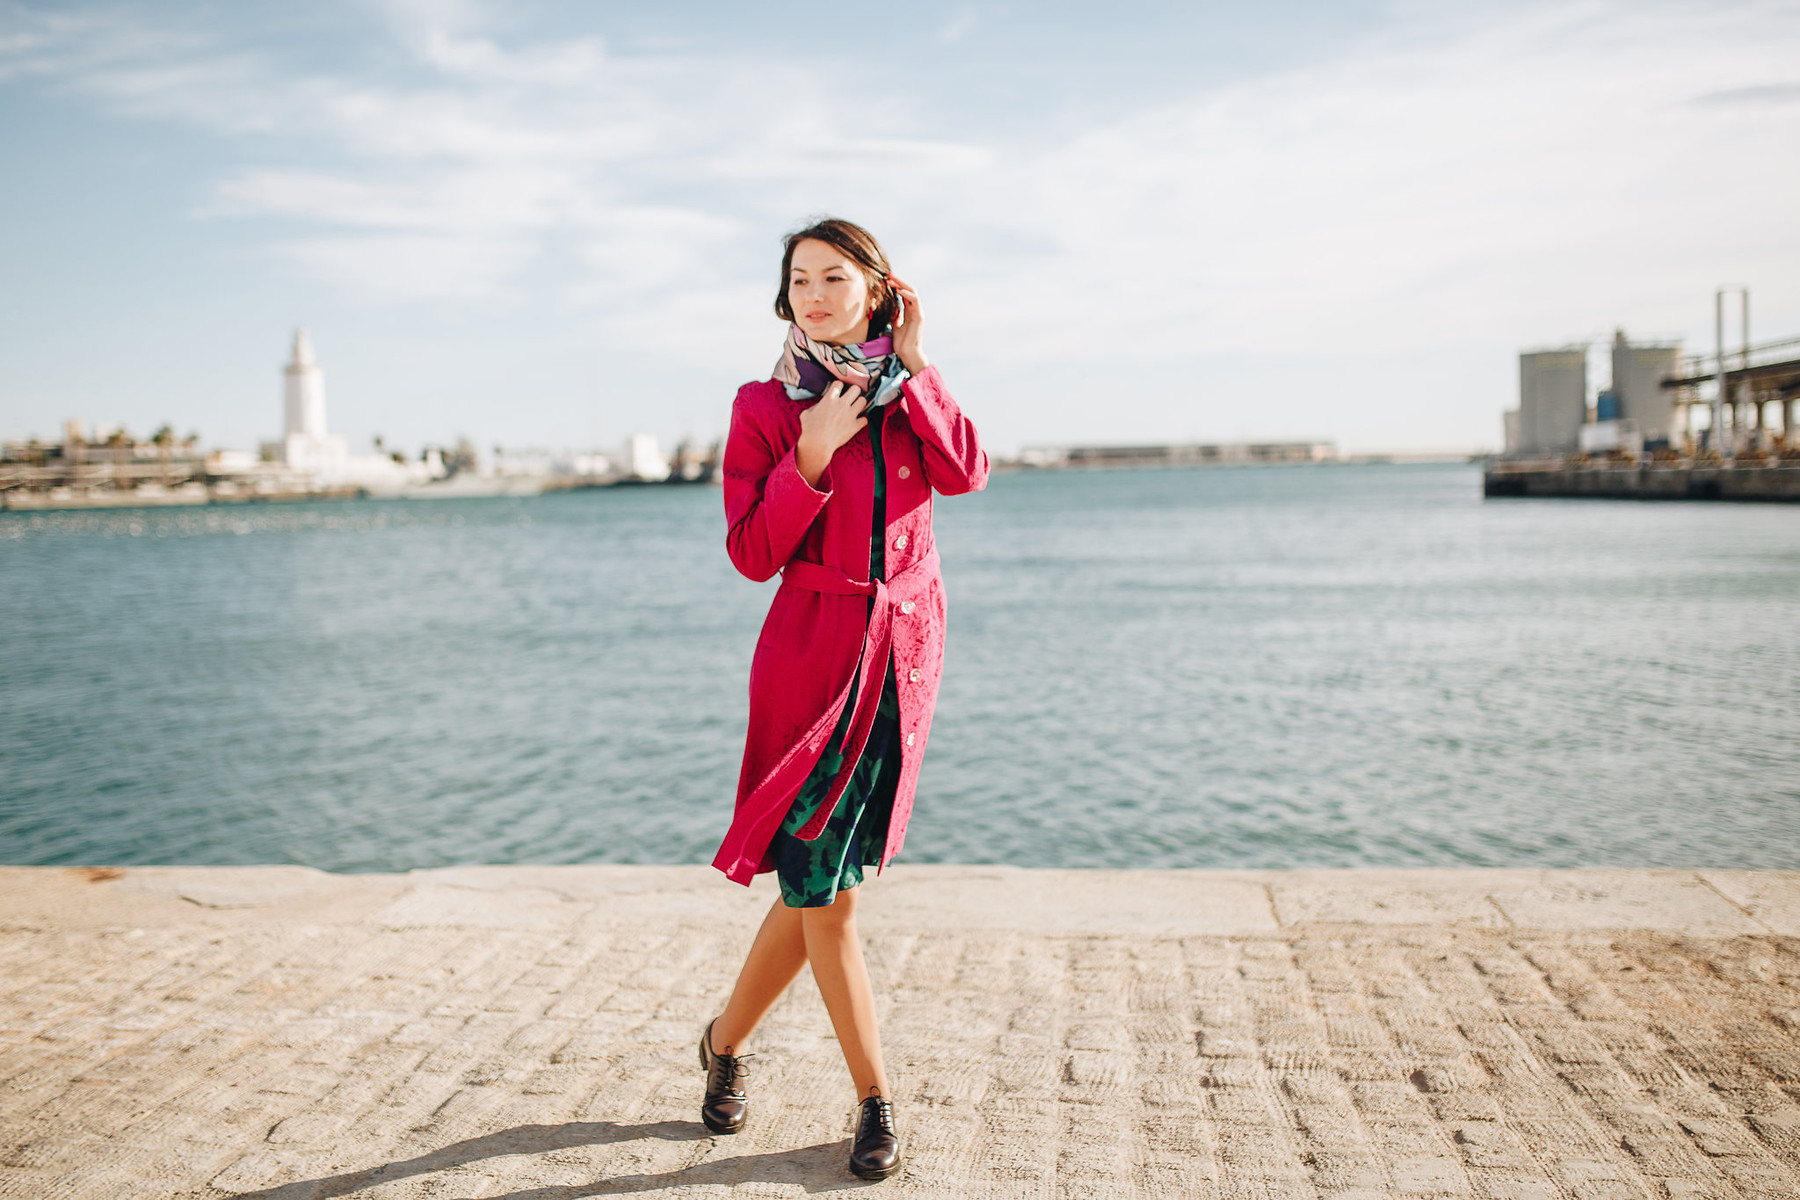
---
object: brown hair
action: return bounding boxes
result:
[774,217,897,333]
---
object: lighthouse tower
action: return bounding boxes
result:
[262,327,347,475]
[285,328,328,438]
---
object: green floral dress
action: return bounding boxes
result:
[769,405,901,908]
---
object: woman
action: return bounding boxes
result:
[702,218,987,1181]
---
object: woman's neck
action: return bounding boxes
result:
[815,318,872,347]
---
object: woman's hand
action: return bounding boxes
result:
[795,381,867,487]
[888,274,929,376]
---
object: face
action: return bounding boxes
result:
[786,238,872,345]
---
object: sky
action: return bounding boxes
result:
[1,0,1797,457]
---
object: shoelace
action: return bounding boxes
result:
[709,1050,753,1099]
[857,1096,895,1138]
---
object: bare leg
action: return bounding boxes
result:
[801,886,890,1098]
[710,897,808,1053]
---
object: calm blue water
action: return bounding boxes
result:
[3,464,1797,872]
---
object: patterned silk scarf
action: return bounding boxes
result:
[772,323,910,409]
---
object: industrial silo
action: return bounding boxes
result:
[1518,347,1587,456]
[1609,330,1682,446]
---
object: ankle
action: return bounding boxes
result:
[709,1017,745,1057]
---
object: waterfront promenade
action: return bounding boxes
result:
[4,865,1800,1198]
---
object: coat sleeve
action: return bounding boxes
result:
[723,389,831,582]
[897,366,988,496]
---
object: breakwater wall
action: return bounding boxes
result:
[1485,461,1800,502]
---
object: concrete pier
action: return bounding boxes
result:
[1483,462,1800,502]
[4,864,1800,1197]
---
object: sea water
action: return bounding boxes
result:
[3,463,1797,872]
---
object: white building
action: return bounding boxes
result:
[1517,347,1588,456]
[254,328,441,491]
[1610,330,1681,445]
[260,328,349,473]
[618,433,670,482]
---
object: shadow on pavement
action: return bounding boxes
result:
[478,1139,882,1196]
[228,1120,708,1199]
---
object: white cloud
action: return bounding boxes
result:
[937,6,978,45]
[1688,81,1800,108]
[912,0,1800,366]
[0,3,990,342]
[4,0,1798,449]
[212,168,574,235]
[284,233,536,304]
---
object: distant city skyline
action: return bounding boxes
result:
[2,0,1798,456]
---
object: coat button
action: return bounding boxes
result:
[893,534,908,550]
[897,466,910,479]
[900,600,914,615]
[906,732,915,747]
[908,668,921,683]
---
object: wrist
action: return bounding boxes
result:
[900,351,930,376]
[794,437,829,488]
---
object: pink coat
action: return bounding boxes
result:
[712,365,988,885]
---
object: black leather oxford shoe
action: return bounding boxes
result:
[849,1093,901,1179]
[698,1019,750,1134]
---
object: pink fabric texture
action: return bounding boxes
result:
[771,322,903,407]
[712,365,988,885]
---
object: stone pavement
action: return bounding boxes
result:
[4,865,1800,1199]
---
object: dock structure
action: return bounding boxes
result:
[1663,333,1800,453]
[1484,459,1800,501]
[6,863,1800,1197]
[1489,289,1800,501]
[1485,332,1800,503]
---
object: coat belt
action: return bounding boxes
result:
[779,546,937,598]
[776,547,938,839]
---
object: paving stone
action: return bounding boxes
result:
[3,865,1800,1197]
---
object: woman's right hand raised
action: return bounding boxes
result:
[795,381,867,487]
